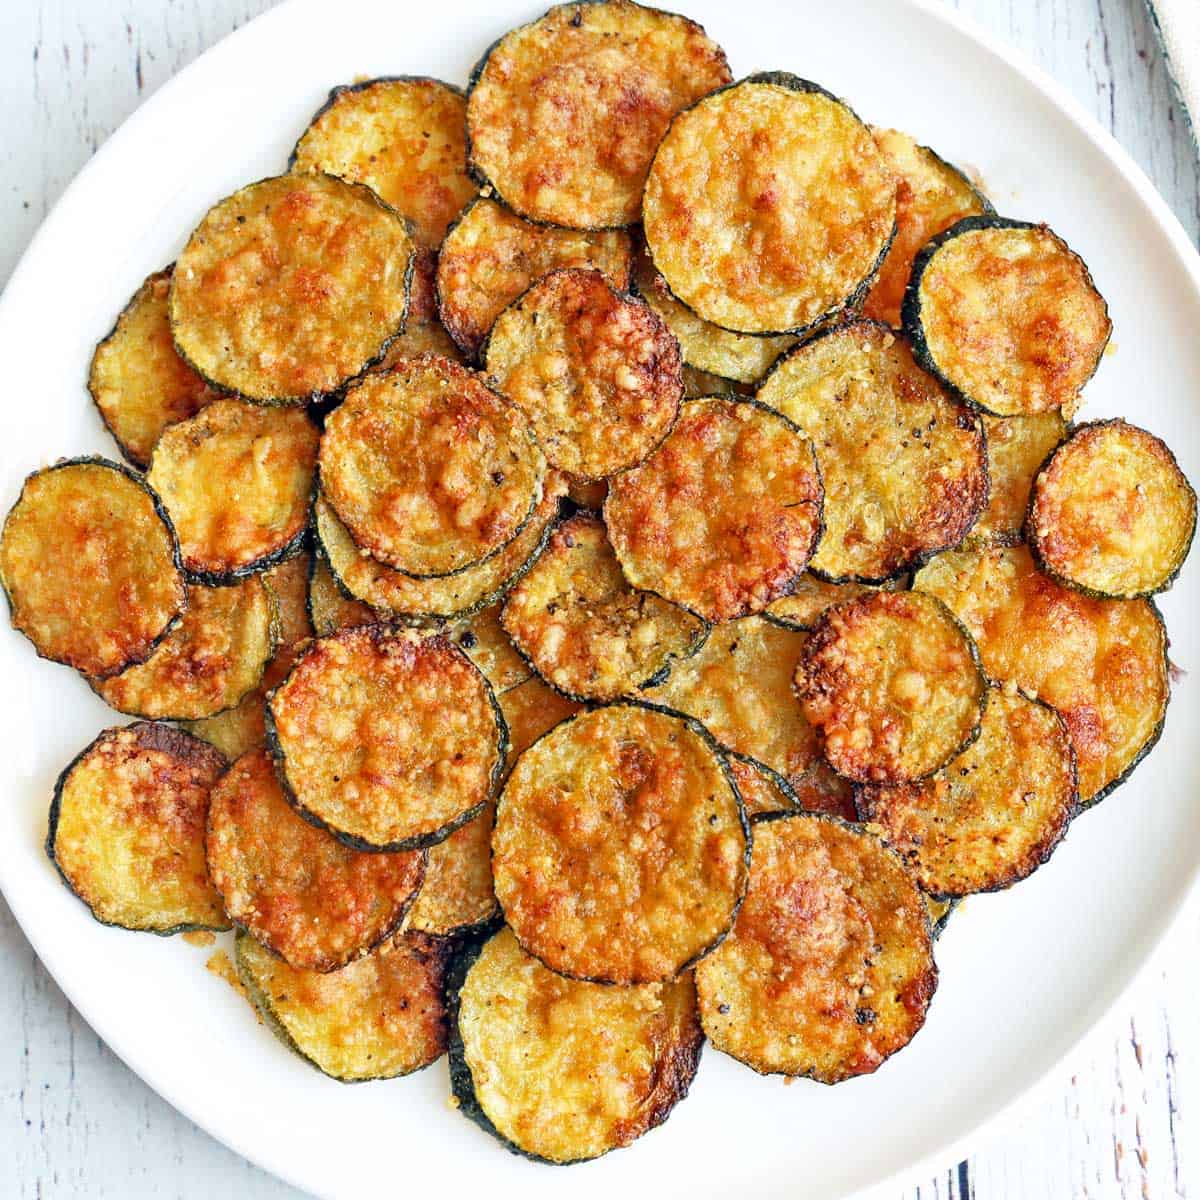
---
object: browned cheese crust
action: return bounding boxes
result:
[49,723,228,932]
[729,758,796,819]
[449,601,532,695]
[973,410,1069,544]
[563,472,608,510]
[484,268,682,478]
[766,575,895,631]
[756,322,986,582]
[268,625,504,849]
[858,686,1077,896]
[914,544,1169,803]
[493,704,748,983]
[695,814,935,1082]
[319,355,545,577]
[436,197,633,358]
[207,748,424,971]
[408,802,498,937]
[89,268,218,468]
[796,590,986,784]
[1,460,185,678]
[466,0,730,229]
[374,249,463,370]
[605,398,823,621]
[498,675,583,775]
[307,554,377,638]
[643,77,895,334]
[791,760,858,822]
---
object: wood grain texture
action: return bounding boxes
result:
[0,1,1196,1198]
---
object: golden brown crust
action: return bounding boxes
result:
[169,173,413,403]
[766,575,894,631]
[436,197,632,358]
[307,554,376,638]
[373,250,463,370]
[644,76,895,334]
[695,814,935,1082]
[449,601,532,695]
[563,473,608,510]
[973,410,1069,544]
[606,398,823,621]
[1,460,186,679]
[728,758,796,819]
[756,322,986,582]
[791,760,858,822]
[319,355,545,577]
[914,544,1169,802]
[182,690,270,761]
[408,802,498,936]
[493,704,748,983]
[498,675,583,776]
[466,0,730,229]
[796,590,986,784]
[484,268,682,478]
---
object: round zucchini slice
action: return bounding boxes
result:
[483,268,682,478]
[147,398,317,584]
[465,0,730,230]
[319,355,546,577]
[408,803,498,938]
[729,758,798,819]
[47,723,228,934]
[169,173,414,404]
[307,553,376,637]
[756,321,987,583]
[94,577,276,720]
[791,759,858,822]
[857,685,1078,896]
[449,927,703,1164]
[765,575,896,632]
[290,77,474,249]
[500,513,706,701]
[641,615,820,789]
[605,397,824,622]
[268,624,506,851]
[903,216,1112,417]
[1027,419,1196,598]
[0,458,186,679]
[695,813,936,1082]
[237,930,452,1083]
[973,410,1069,545]
[449,601,533,696]
[373,249,462,370]
[88,267,218,469]
[914,544,1170,804]
[435,197,633,359]
[862,128,991,328]
[207,748,424,971]
[796,590,987,784]
[643,73,895,335]
[493,703,749,984]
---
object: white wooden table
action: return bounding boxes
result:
[0,2,1195,1197]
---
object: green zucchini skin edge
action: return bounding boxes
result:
[900,214,1112,417]
[493,697,752,985]
[46,721,232,937]
[1023,417,1197,600]
[930,898,959,940]
[1,456,187,680]
[179,522,310,590]
[168,172,415,408]
[643,71,897,340]
[264,624,511,852]
[754,319,990,586]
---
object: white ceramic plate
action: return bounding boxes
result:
[1,1,1197,1197]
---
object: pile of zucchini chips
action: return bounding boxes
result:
[3,0,1196,1166]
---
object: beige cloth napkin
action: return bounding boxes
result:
[1145,0,1199,147]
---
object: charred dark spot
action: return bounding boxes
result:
[855,1007,877,1025]
[458,631,477,649]
[717,1003,731,1015]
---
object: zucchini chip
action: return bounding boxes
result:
[632,241,796,385]
[237,930,452,1082]
[729,758,797,819]
[88,267,218,469]
[796,590,987,784]
[207,748,425,971]
[973,410,1069,545]
[483,268,682,478]
[862,128,991,328]
[95,577,276,720]
[435,197,633,359]
[643,74,896,335]
[147,398,317,584]
[606,398,824,622]
[409,803,498,937]
[291,77,474,248]
[465,0,730,230]
[756,322,987,583]
[494,703,748,984]
[268,625,506,851]
[1027,419,1196,598]
[449,927,703,1164]
[498,674,583,774]
[500,513,706,701]
[696,813,935,1082]
[1,458,185,679]
[450,602,532,695]
[307,553,376,637]
[319,356,546,577]
[47,723,228,934]
[791,760,858,823]
[857,685,1077,896]
[374,250,463,370]
[641,616,820,789]
[766,575,895,632]
[903,216,1112,417]
[914,544,1170,804]
[169,173,414,404]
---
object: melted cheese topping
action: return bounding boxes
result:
[974,410,1068,544]
[791,760,858,822]
[498,675,583,775]
[409,802,498,936]
[728,759,795,819]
